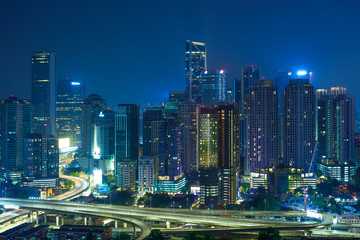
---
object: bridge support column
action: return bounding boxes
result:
[29,211,33,222]
[84,217,87,226]
[89,217,92,225]
[133,226,136,236]
[35,211,39,225]
[304,230,312,236]
[124,222,127,228]
[73,215,77,225]
[44,212,47,224]
[115,221,118,228]
[166,221,171,229]
[61,215,64,225]
[56,215,60,226]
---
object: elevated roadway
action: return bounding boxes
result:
[0,198,333,239]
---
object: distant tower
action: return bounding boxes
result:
[178,102,199,172]
[0,96,32,173]
[283,75,316,173]
[218,104,239,204]
[200,70,217,107]
[199,107,220,206]
[247,80,279,173]
[186,41,206,103]
[81,94,106,158]
[216,69,227,102]
[91,107,115,174]
[317,87,354,171]
[31,51,56,135]
[56,78,85,147]
[239,65,261,114]
[143,108,163,156]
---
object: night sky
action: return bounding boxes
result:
[1,0,360,107]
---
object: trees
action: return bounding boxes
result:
[114,232,131,240]
[258,227,281,240]
[147,229,165,240]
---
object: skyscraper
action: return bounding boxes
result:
[143,108,163,156]
[216,69,227,102]
[0,96,32,173]
[153,118,185,193]
[178,102,199,173]
[238,65,261,114]
[247,80,279,173]
[56,78,85,147]
[283,77,316,173]
[317,87,355,181]
[200,70,217,107]
[115,104,139,187]
[24,133,59,179]
[274,70,291,158]
[199,107,220,206]
[31,51,56,135]
[81,94,106,158]
[217,104,239,204]
[91,107,115,173]
[185,41,206,103]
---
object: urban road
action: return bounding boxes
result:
[0,197,334,240]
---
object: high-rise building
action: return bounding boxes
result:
[247,80,279,173]
[178,103,199,173]
[56,78,85,147]
[91,107,115,173]
[0,96,32,173]
[81,94,106,158]
[283,77,316,173]
[317,87,355,181]
[274,70,291,158]
[24,134,59,179]
[199,107,220,206]
[238,66,261,114]
[143,109,163,156]
[152,118,185,193]
[217,104,239,204]
[115,104,139,187]
[355,133,360,170]
[185,41,206,103]
[31,51,56,135]
[216,69,227,102]
[138,156,155,194]
[200,70,217,107]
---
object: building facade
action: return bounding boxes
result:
[31,51,56,135]
[56,78,85,147]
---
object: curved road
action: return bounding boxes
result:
[0,198,333,239]
[54,175,90,200]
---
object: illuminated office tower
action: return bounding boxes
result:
[216,69,227,102]
[143,108,163,156]
[178,102,199,173]
[56,78,85,147]
[218,104,239,204]
[246,80,279,173]
[199,107,220,206]
[0,96,32,173]
[31,51,56,135]
[317,87,355,181]
[355,133,360,170]
[152,118,185,193]
[283,75,316,173]
[185,40,206,103]
[24,133,59,179]
[81,94,106,158]
[200,70,217,107]
[115,104,139,187]
[91,108,115,173]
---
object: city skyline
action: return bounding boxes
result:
[1,0,360,106]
